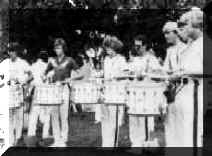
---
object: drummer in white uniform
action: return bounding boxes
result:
[0,56,10,150]
[101,35,128,147]
[165,8,203,147]
[127,35,162,147]
[27,51,51,142]
[7,42,32,146]
[177,7,203,147]
[162,21,189,147]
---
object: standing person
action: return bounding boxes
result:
[165,8,203,148]
[162,21,188,147]
[71,52,93,112]
[27,50,51,144]
[163,21,187,73]
[44,38,79,146]
[0,56,10,151]
[7,42,32,146]
[101,35,128,147]
[127,35,163,147]
[177,7,203,147]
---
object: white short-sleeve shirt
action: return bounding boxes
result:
[180,36,203,75]
[9,57,31,84]
[104,54,128,80]
[163,41,187,72]
[31,59,47,85]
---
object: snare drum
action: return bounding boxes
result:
[127,80,167,115]
[71,81,101,104]
[103,81,127,104]
[33,84,64,105]
[9,84,24,108]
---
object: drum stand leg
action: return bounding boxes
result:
[145,116,149,142]
[193,80,199,156]
[114,105,119,147]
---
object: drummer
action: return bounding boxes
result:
[0,54,10,149]
[165,8,203,147]
[44,38,79,146]
[162,21,188,147]
[27,50,51,143]
[7,42,32,146]
[127,35,162,147]
[71,51,94,112]
[101,35,128,147]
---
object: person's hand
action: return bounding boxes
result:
[41,75,47,82]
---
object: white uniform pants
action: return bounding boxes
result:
[95,104,101,122]
[59,85,69,143]
[9,107,23,146]
[49,105,61,143]
[101,105,124,147]
[165,80,203,147]
[129,115,155,147]
[27,105,50,138]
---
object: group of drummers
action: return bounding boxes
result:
[0,7,203,148]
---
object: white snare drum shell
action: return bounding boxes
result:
[33,84,64,105]
[71,82,100,104]
[103,82,127,104]
[127,82,167,115]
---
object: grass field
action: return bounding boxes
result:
[21,110,165,147]
[11,110,212,156]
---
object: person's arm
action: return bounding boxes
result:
[71,68,84,80]
[44,58,54,76]
[20,62,33,85]
[163,50,170,72]
[67,58,81,81]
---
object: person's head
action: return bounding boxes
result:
[103,35,123,57]
[38,50,48,62]
[163,21,179,44]
[177,7,203,42]
[54,38,67,57]
[133,34,150,56]
[8,42,20,61]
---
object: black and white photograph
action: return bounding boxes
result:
[0,0,210,155]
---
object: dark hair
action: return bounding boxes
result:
[134,34,148,44]
[8,42,21,53]
[134,34,151,50]
[103,35,123,51]
[38,50,48,62]
[54,38,68,53]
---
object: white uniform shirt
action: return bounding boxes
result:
[128,57,143,76]
[9,57,31,84]
[140,53,162,73]
[0,59,10,115]
[163,41,187,72]
[104,54,128,80]
[180,36,203,75]
[128,54,162,76]
[0,59,10,154]
[31,59,47,85]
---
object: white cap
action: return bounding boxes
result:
[162,21,178,32]
[191,6,201,11]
